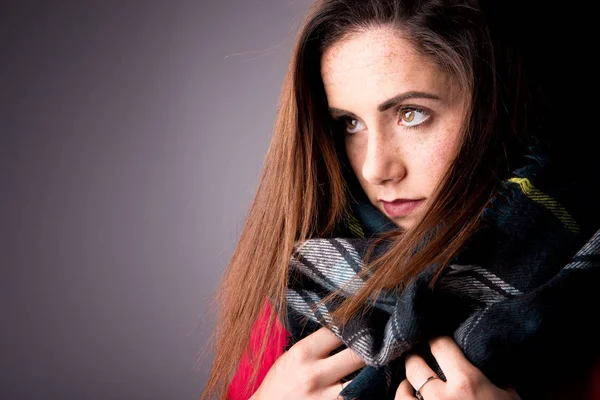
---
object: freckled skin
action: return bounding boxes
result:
[321,28,467,229]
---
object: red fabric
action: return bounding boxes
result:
[226,301,600,400]
[580,354,600,399]
[551,354,600,399]
[591,356,600,399]
[227,301,290,400]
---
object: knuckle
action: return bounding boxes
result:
[404,354,420,376]
[449,376,480,397]
[288,342,311,361]
[299,369,320,389]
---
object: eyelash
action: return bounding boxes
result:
[335,106,432,135]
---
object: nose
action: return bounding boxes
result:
[361,129,406,185]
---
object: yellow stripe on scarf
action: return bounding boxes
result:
[342,179,366,239]
[508,177,580,235]
[346,209,365,239]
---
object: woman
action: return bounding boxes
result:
[202,0,600,399]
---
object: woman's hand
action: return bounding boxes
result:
[250,326,365,400]
[395,336,521,400]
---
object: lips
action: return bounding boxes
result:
[381,198,424,218]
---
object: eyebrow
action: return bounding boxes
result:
[328,91,441,118]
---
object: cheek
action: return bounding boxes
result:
[425,132,461,185]
[345,141,365,177]
[345,141,375,192]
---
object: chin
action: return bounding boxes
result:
[390,216,411,230]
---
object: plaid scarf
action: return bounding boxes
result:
[282,143,600,399]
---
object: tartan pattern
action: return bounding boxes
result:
[508,177,579,234]
[283,151,600,399]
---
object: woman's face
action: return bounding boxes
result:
[321,27,467,230]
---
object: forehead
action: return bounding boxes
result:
[320,28,450,104]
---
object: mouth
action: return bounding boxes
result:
[380,198,425,218]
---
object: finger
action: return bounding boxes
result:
[395,379,415,399]
[318,347,366,382]
[322,378,353,399]
[505,387,521,399]
[297,326,344,358]
[405,352,445,398]
[428,336,482,381]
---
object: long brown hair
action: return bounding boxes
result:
[201,0,531,398]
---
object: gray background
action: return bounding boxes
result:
[1,1,311,399]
